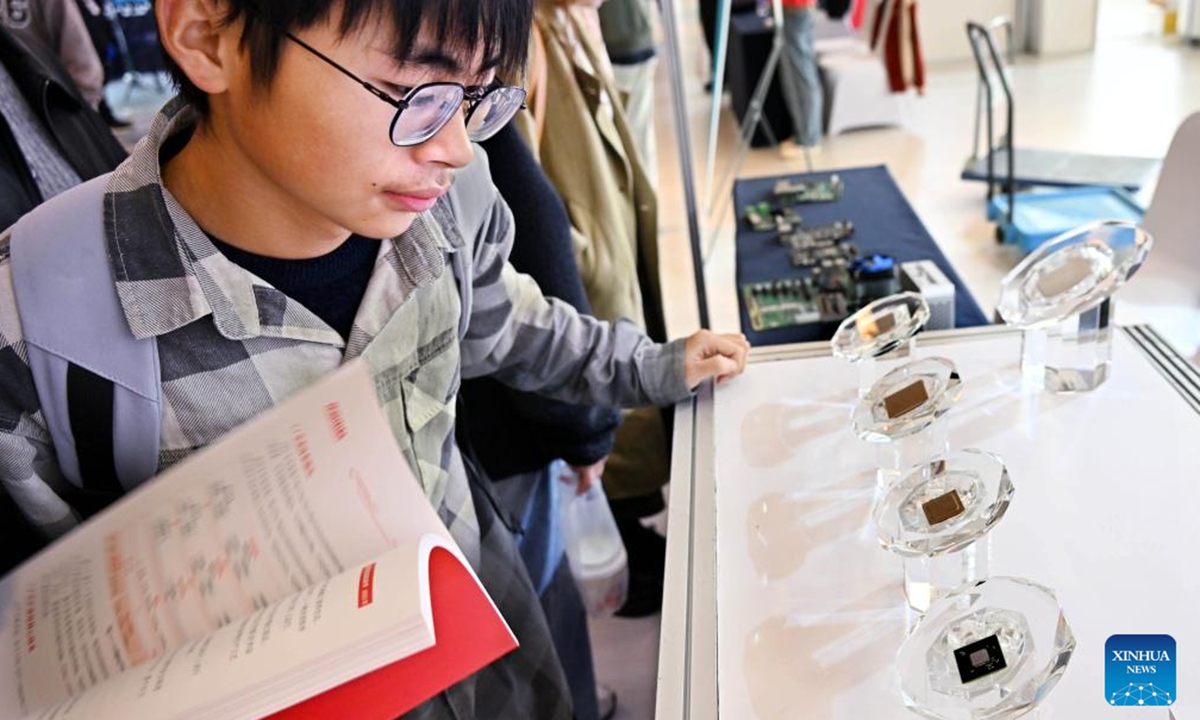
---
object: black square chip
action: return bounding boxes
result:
[953,634,1007,683]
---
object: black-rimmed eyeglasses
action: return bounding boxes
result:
[286,33,527,147]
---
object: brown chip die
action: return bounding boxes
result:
[856,311,897,340]
[922,489,965,526]
[883,380,928,419]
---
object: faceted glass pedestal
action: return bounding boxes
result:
[854,357,963,486]
[1019,300,1112,393]
[897,577,1076,720]
[853,358,963,443]
[902,546,990,618]
[872,451,1014,613]
[832,293,931,396]
[998,220,1152,393]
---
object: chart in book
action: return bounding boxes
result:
[146,482,265,604]
[111,479,285,664]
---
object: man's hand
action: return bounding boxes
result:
[569,457,608,495]
[684,330,750,390]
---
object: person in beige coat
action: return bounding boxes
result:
[518,0,672,613]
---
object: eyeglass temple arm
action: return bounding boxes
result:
[285,33,404,109]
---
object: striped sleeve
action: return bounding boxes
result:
[456,150,693,409]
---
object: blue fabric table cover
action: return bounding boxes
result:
[734,165,990,346]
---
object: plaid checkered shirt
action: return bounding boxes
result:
[0,97,692,718]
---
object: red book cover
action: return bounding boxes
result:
[268,548,518,720]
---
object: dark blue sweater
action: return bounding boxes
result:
[459,122,621,478]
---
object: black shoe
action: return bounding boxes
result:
[597,685,618,720]
[614,519,666,618]
[616,566,664,618]
[99,99,132,129]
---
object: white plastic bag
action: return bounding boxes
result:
[554,461,628,617]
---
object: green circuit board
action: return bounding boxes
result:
[744,201,802,233]
[772,174,845,204]
[742,274,851,332]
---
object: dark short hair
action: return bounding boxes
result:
[162,0,533,115]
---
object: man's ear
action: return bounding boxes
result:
[157,0,238,96]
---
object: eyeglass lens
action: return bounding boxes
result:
[390,85,527,146]
[390,84,465,146]
[464,87,527,141]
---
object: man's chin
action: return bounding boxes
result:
[355,213,418,241]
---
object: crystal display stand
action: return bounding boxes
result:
[873,451,1014,613]
[832,293,931,396]
[902,544,989,616]
[854,358,963,486]
[1019,300,1113,392]
[896,577,1076,720]
[873,418,949,495]
[998,221,1151,393]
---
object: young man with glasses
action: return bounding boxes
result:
[0,1,748,717]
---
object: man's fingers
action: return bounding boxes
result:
[706,334,749,375]
[686,331,751,389]
[708,333,742,357]
[731,334,749,373]
[700,355,740,381]
[569,460,606,495]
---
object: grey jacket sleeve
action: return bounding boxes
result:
[453,147,693,409]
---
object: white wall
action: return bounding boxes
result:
[1186,0,1200,38]
[916,0,1019,63]
[1031,0,1099,54]
[818,0,1112,66]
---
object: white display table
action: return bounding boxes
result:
[656,325,1198,719]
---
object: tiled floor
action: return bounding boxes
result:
[589,613,664,720]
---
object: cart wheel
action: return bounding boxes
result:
[995,226,1006,244]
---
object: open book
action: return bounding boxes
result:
[0,362,517,720]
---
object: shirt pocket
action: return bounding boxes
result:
[400,326,460,435]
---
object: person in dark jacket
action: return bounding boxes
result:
[2,0,105,109]
[0,25,125,230]
[465,122,621,483]
[460,119,621,720]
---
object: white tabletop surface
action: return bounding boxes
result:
[658,327,1198,720]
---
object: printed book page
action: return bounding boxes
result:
[20,537,453,720]
[0,361,453,718]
